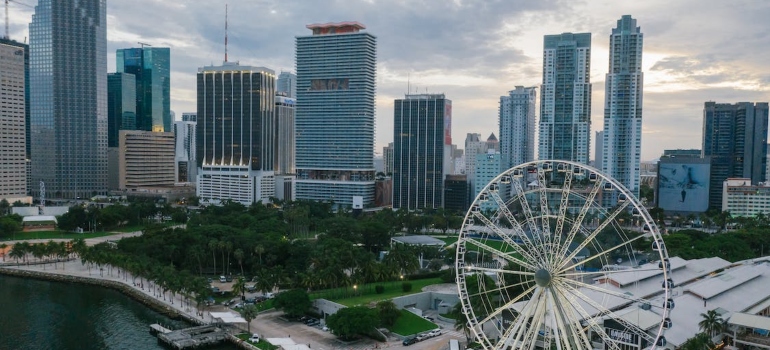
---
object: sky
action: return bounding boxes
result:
[8,0,770,161]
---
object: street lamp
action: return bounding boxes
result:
[353,285,358,295]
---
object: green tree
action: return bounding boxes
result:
[273,289,312,318]
[376,300,401,327]
[241,304,259,333]
[452,303,471,345]
[698,309,724,338]
[326,306,380,340]
[679,333,714,350]
[0,216,21,239]
[233,277,247,301]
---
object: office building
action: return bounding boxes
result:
[107,73,137,147]
[0,40,29,204]
[295,22,376,207]
[0,38,29,195]
[499,86,537,171]
[539,32,592,164]
[475,150,501,209]
[375,177,392,208]
[593,130,603,168]
[174,116,196,183]
[602,15,644,200]
[277,71,296,98]
[118,130,175,189]
[444,174,469,214]
[383,143,394,175]
[657,156,711,213]
[116,47,171,132]
[453,148,465,175]
[274,95,296,201]
[30,0,107,200]
[392,94,452,210]
[722,178,770,217]
[196,62,276,205]
[702,102,768,210]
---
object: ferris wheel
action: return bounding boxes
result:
[455,160,672,350]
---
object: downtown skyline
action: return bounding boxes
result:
[7,0,770,161]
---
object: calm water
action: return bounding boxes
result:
[0,275,236,350]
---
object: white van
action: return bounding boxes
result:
[219,275,227,283]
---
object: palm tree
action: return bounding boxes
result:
[241,304,259,333]
[452,303,471,345]
[208,239,218,274]
[232,277,247,301]
[8,244,24,265]
[698,309,725,338]
[254,245,265,266]
[234,248,245,277]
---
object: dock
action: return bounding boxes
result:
[150,323,172,335]
[156,324,230,349]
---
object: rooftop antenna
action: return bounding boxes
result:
[224,4,228,62]
[407,72,410,95]
[138,41,151,48]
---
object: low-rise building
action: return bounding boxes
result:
[723,178,770,217]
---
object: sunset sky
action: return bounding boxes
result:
[9,0,770,161]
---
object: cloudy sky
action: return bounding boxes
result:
[8,0,770,161]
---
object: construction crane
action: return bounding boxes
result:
[5,0,33,40]
[138,41,152,48]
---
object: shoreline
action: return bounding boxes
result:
[0,260,212,328]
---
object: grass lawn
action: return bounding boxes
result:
[311,277,443,307]
[389,310,438,336]
[435,235,521,254]
[7,230,120,241]
[236,333,278,350]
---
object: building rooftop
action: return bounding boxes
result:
[391,235,446,246]
[305,21,366,35]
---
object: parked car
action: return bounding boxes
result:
[219,275,227,283]
[427,329,441,337]
[226,275,233,282]
[246,285,257,293]
[403,337,417,346]
[416,333,428,341]
[205,297,215,306]
[322,326,329,332]
[255,295,268,303]
[244,297,256,305]
[211,286,220,293]
[248,334,260,343]
[306,318,319,326]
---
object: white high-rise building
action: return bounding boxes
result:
[465,133,484,192]
[500,86,537,171]
[277,71,297,98]
[0,41,30,204]
[539,33,591,164]
[174,114,196,183]
[602,15,644,199]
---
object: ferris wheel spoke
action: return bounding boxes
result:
[499,288,542,349]
[556,277,652,308]
[488,191,548,265]
[557,281,658,345]
[559,267,663,278]
[557,200,631,271]
[550,286,594,350]
[536,169,552,238]
[555,179,606,267]
[463,237,537,271]
[554,168,574,237]
[524,292,549,350]
[463,265,535,277]
[512,180,547,252]
[475,283,538,332]
[470,209,540,264]
[553,284,624,350]
[558,233,644,274]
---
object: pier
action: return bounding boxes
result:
[156,324,231,349]
[150,323,172,335]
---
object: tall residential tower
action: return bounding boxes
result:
[539,33,592,164]
[500,86,537,171]
[30,0,108,199]
[295,22,376,208]
[602,15,644,199]
[0,40,28,203]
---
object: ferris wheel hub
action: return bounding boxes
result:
[534,269,552,287]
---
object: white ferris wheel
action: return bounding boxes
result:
[455,160,673,350]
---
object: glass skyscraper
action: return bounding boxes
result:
[539,32,592,164]
[116,47,171,132]
[30,0,107,200]
[602,15,644,200]
[295,22,376,208]
[500,86,537,171]
[196,62,276,205]
[392,94,452,210]
[107,73,137,148]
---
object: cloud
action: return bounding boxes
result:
[8,0,770,162]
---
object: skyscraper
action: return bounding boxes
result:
[30,0,107,200]
[539,32,592,164]
[602,15,644,199]
[392,94,452,210]
[174,114,196,183]
[295,22,376,208]
[277,71,297,98]
[107,73,137,148]
[0,38,29,165]
[274,95,296,201]
[464,133,484,196]
[500,86,537,171]
[702,102,769,209]
[196,62,276,205]
[116,47,171,132]
[0,41,28,203]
